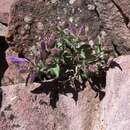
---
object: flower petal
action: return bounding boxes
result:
[68,23,77,35]
[8,56,28,64]
[47,33,56,48]
[78,24,85,35]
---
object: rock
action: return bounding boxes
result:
[0,83,99,130]
[0,23,7,36]
[0,0,15,24]
[24,15,33,24]
[0,13,9,25]
[93,55,130,130]
[94,0,130,54]
[87,4,96,11]
[0,0,15,14]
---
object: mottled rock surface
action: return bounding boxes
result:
[0,23,7,36]
[8,0,101,54]
[93,55,130,130]
[0,0,15,24]
[94,0,130,54]
[0,83,99,130]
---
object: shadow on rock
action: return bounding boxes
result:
[31,79,86,109]
[0,36,9,107]
[89,70,106,101]
[89,61,122,101]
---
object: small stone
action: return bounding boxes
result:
[24,15,32,23]
[77,8,82,13]
[51,0,57,3]
[24,24,30,30]
[0,23,7,36]
[71,8,75,14]
[87,4,96,11]
[10,96,17,101]
[89,40,94,47]
[69,0,76,4]
[69,17,74,22]
[37,22,44,30]
[20,29,26,35]
[100,31,107,39]
[66,93,73,98]
[23,35,29,40]
[127,22,130,28]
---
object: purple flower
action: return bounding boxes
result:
[18,66,28,73]
[68,23,77,35]
[88,64,97,73]
[30,72,37,82]
[51,48,61,56]
[40,39,47,59]
[46,57,53,65]
[40,39,46,52]
[47,33,56,48]
[8,56,29,64]
[78,24,85,35]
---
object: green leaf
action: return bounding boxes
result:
[49,64,60,78]
[95,38,102,54]
[80,71,88,79]
[78,44,96,61]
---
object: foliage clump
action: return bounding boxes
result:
[9,20,109,88]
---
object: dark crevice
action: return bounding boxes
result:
[111,0,129,26]
[0,36,9,108]
[0,22,8,27]
[94,5,100,18]
[112,42,121,56]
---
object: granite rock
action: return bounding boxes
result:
[93,55,130,130]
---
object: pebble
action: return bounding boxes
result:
[51,0,57,3]
[37,22,44,30]
[100,31,107,39]
[0,23,7,36]
[69,0,76,4]
[24,24,31,30]
[24,15,32,24]
[69,17,74,22]
[89,40,95,47]
[87,4,96,11]
[127,22,130,28]
[20,29,26,35]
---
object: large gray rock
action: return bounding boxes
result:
[93,55,130,130]
[0,83,99,130]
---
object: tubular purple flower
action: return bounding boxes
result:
[40,39,47,59]
[47,33,56,48]
[30,72,37,82]
[78,24,85,35]
[40,39,46,52]
[8,56,29,64]
[68,23,77,35]
[18,66,28,73]
[46,57,53,65]
[88,64,97,73]
[51,48,61,56]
